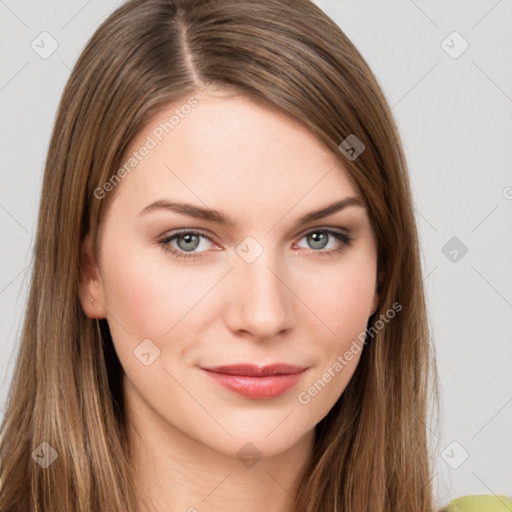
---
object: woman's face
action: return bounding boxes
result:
[80,89,379,459]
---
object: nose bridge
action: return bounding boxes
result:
[228,238,293,337]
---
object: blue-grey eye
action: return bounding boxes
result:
[176,233,201,252]
[306,232,329,250]
[296,229,351,253]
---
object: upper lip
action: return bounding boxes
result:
[201,364,307,377]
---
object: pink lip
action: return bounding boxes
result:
[201,364,307,399]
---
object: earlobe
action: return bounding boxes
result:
[78,232,107,319]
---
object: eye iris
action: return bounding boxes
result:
[177,234,200,251]
[308,232,328,250]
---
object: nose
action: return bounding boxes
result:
[224,248,294,340]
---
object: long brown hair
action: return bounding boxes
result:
[0,0,440,510]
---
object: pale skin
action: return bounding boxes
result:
[79,88,379,512]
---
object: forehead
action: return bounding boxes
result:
[111,91,360,222]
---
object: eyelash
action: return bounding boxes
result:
[157,228,353,261]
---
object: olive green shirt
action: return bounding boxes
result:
[443,495,512,511]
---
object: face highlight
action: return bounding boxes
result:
[80,89,379,462]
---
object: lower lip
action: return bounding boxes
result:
[201,369,306,399]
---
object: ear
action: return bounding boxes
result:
[78,231,107,319]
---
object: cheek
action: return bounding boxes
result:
[331,271,375,335]
[297,253,377,341]
[293,255,376,410]
[99,246,210,357]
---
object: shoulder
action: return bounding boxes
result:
[442,494,512,512]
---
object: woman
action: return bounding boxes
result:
[1,0,507,510]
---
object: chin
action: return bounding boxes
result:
[194,413,314,461]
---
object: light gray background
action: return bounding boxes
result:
[1,0,511,508]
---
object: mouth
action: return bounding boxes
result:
[200,363,308,399]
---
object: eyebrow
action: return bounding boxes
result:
[138,196,365,229]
